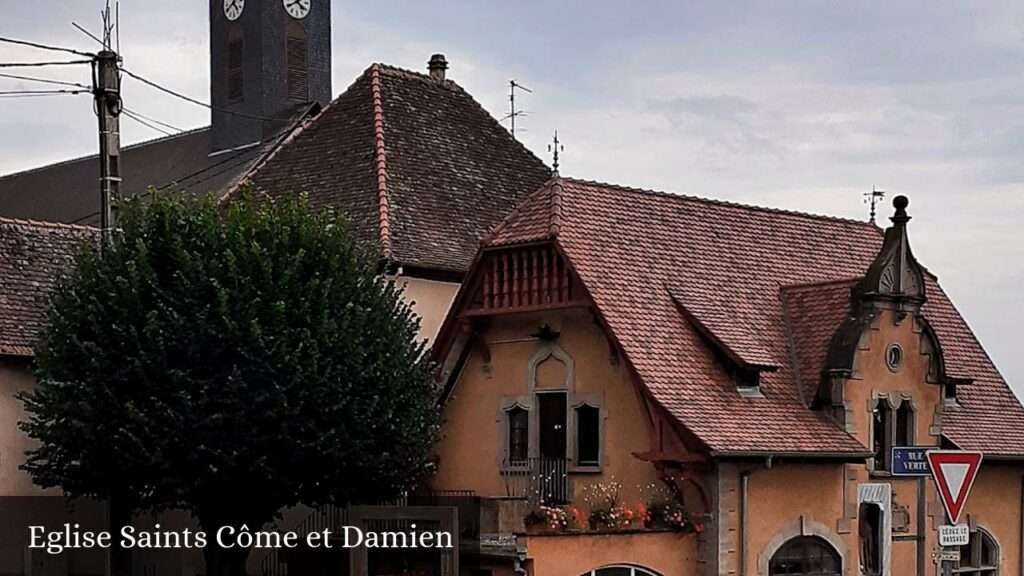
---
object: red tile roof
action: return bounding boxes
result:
[781,279,860,406]
[240,64,551,274]
[478,178,1024,457]
[0,217,96,356]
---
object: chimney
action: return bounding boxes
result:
[428,54,449,81]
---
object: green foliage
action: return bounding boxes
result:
[20,190,440,526]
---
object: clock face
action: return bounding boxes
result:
[224,0,244,21]
[284,0,311,19]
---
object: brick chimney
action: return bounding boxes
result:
[428,54,449,81]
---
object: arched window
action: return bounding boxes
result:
[506,406,528,465]
[769,536,841,576]
[957,528,999,575]
[895,400,914,447]
[226,24,243,100]
[582,566,662,576]
[872,398,893,471]
[286,21,308,101]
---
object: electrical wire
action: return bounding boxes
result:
[0,72,90,90]
[119,66,291,123]
[121,109,174,137]
[0,60,93,68]
[0,89,90,96]
[0,36,94,58]
[122,107,183,133]
[0,91,88,99]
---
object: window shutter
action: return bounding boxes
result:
[286,25,308,102]
[227,36,243,100]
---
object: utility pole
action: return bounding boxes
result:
[93,48,121,243]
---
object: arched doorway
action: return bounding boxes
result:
[581,565,662,576]
[769,536,841,575]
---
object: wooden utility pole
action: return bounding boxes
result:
[93,48,121,242]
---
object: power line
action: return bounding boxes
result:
[122,107,183,133]
[119,66,290,123]
[0,60,92,68]
[0,89,89,96]
[0,91,88,100]
[121,109,173,137]
[0,71,90,90]
[0,36,94,58]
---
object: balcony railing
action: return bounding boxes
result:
[502,457,569,504]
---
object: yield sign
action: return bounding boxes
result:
[927,450,983,524]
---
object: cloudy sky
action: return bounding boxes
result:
[1,1,1023,396]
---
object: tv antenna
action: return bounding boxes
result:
[72,0,118,51]
[864,186,886,224]
[501,80,531,139]
[548,130,564,175]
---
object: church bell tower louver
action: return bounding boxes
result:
[209,0,332,152]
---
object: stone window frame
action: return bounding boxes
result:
[856,483,893,576]
[868,393,916,474]
[497,343,605,474]
[758,516,847,576]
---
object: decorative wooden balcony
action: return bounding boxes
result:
[465,246,583,316]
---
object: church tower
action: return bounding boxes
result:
[209,0,332,152]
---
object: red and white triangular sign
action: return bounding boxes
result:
[927,450,983,524]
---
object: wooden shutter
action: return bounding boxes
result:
[286,23,308,101]
[227,26,243,100]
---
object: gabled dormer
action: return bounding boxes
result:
[817,196,952,471]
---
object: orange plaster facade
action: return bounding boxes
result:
[727,307,1024,576]
[431,308,704,575]
[432,254,1024,576]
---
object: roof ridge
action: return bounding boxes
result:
[0,215,98,232]
[221,102,323,202]
[370,64,392,258]
[373,60,549,173]
[0,126,210,184]
[481,177,558,246]
[548,177,564,236]
[563,177,883,229]
[780,276,863,293]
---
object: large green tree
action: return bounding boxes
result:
[19,192,440,575]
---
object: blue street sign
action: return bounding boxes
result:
[892,447,931,476]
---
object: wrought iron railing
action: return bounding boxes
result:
[502,457,569,504]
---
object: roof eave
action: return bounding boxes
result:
[709,449,873,461]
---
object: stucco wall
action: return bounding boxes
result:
[735,307,1024,576]
[396,276,459,343]
[523,531,698,576]
[0,357,55,497]
[431,308,662,503]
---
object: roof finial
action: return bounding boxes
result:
[548,130,563,176]
[892,194,909,223]
[864,186,885,225]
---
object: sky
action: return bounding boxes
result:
[1,1,1023,397]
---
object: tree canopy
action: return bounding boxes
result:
[20,191,440,573]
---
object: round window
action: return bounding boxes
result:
[886,343,903,372]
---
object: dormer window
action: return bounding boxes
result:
[736,367,761,390]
